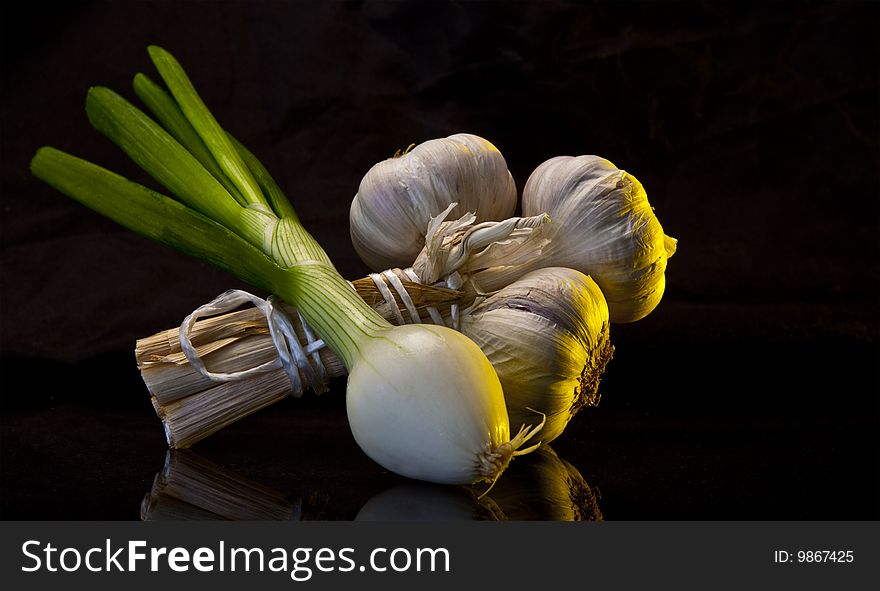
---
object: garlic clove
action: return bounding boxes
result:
[350,133,517,270]
[522,155,677,323]
[461,267,613,444]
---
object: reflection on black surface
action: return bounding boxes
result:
[489,446,603,521]
[141,451,300,521]
[355,483,505,521]
[142,446,602,521]
[356,446,602,521]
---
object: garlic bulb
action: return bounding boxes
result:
[350,134,517,270]
[522,156,677,323]
[460,267,613,444]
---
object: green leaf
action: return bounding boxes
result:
[147,45,270,211]
[84,86,264,247]
[30,147,286,295]
[228,134,298,221]
[133,72,246,207]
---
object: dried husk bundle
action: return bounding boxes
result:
[137,280,461,449]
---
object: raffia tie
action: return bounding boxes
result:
[368,267,463,330]
[178,289,328,397]
[180,270,457,395]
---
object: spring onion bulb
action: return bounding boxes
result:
[31,45,543,485]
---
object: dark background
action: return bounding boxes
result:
[1,0,878,519]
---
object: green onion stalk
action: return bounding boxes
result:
[30,46,543,485]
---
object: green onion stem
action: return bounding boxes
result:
[36,44,396,369]
[85,86,268,249]
[30,146,385,368]
[284,263,388,368]
[228,134,298,221]
[29,147,283,293]
[147,45,269,211]
[129,74,320,266]
[132,72,246,207]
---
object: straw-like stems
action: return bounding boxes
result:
[137,280,462,449]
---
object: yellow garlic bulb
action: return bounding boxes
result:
[350,134,517,270]
[522,156,677,323]
[460,267,614,445]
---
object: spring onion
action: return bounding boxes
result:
[31,46,543,485]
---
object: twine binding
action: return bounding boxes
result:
[178,289,328,397]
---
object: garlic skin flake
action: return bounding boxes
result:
[461,267,614,445]
[410,203,551,292]
[350,134,517,271]
[522,156,677,323]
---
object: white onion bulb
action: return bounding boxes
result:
[345,324,542,485]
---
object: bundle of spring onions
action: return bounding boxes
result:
[134,211,607,450]
[33,45,676,491]
[31,46,547,486]
[136,263,611,450]
[134,125,677,452]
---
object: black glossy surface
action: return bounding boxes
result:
[2,312,877,520]
[2,1,878,520]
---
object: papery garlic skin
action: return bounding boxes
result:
[345,324,513,485]
[350,134,517,270]
[460,267,613,444]
[522,156,677,323]
[410,205,551,290]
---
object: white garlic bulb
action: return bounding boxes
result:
[350,134,517,270]
[460,267,613,445]
[522,156,677,323]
